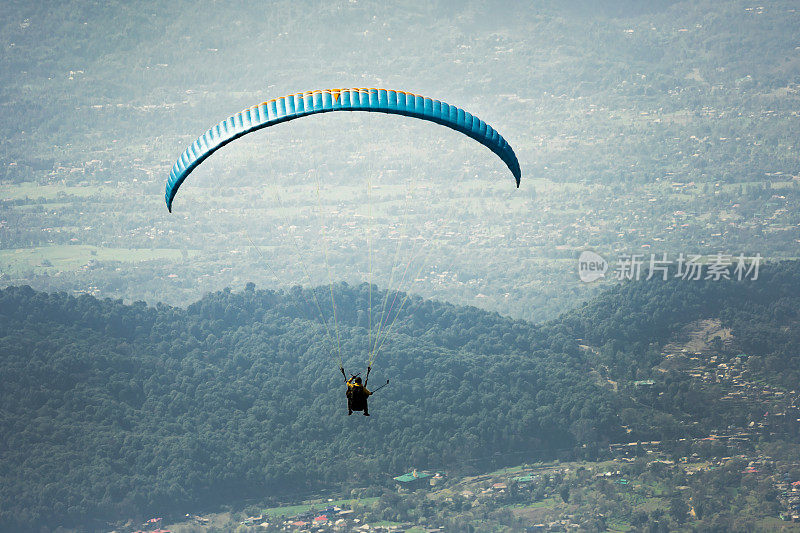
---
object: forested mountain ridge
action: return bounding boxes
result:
[2,262,800,529]
[0,283,616,530]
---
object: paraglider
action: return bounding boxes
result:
[165,88,521,212]
[345,375,371,416]
[165,88,521,416]
[340,366,389,416]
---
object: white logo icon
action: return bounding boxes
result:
[578,251,608,283]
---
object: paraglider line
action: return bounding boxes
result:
[371,256,430,363]
[372,210,451,366]
[314,172,343,366]
[366,120,374,369]
[370,235,431,365]
[369,178,415,364]
[243,231,317,324]
[272,190,340,364]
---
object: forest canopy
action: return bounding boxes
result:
[2,261,800,529]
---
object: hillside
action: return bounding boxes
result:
[0,283,617,530]
[2,262,800,530]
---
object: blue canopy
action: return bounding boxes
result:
[166,88,521,211]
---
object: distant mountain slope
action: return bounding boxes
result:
[2,262,800,529]
[559,260,800,386]
[553,260,800,439]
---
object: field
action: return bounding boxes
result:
[0,245,197,275]
[261,496,379,518]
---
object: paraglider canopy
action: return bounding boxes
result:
[165,88,521,212]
